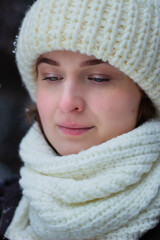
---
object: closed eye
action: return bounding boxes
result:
[42,76,63,81]
[88,75,111,82]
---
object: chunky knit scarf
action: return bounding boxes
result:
[5,120,160,240]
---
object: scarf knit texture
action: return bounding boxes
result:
[5,119,160,240]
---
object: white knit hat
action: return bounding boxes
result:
[16,0,160,114]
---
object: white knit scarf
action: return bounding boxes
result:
[5,120,160,240]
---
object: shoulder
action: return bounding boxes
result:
[0,176,22,239]
[140,221,160,240]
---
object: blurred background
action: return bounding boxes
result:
[0,0,34,179]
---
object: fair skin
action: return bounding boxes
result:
[36,50,141,156]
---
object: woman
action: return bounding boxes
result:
[1,0,160,239]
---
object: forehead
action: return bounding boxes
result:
[40,50,96,60]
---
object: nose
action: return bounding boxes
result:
[58,81,85,113]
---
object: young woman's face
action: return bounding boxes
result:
[36,50,141,155]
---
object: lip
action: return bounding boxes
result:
[57,123,94,136]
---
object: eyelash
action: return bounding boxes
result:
[42,75,111,83]
[42,76,63,81]
[88,76,111,82]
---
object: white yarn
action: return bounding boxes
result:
[15,0,160,114]
[5,119,160,240]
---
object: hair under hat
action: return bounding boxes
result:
[16,0,160,114]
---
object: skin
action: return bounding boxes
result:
[36,50,142,156]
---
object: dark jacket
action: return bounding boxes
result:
[0,177,159,240]
[0,176,22,240]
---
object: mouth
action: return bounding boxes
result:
[57,123,94,136]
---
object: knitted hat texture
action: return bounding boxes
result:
[16,0,160,113]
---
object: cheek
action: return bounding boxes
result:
[111,92,140,116]
[36,89,54,124]
[92,89,141,121]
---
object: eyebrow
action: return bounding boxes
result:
[36,57,108,68]
[80,59,108,67]
[36,58,60,68]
